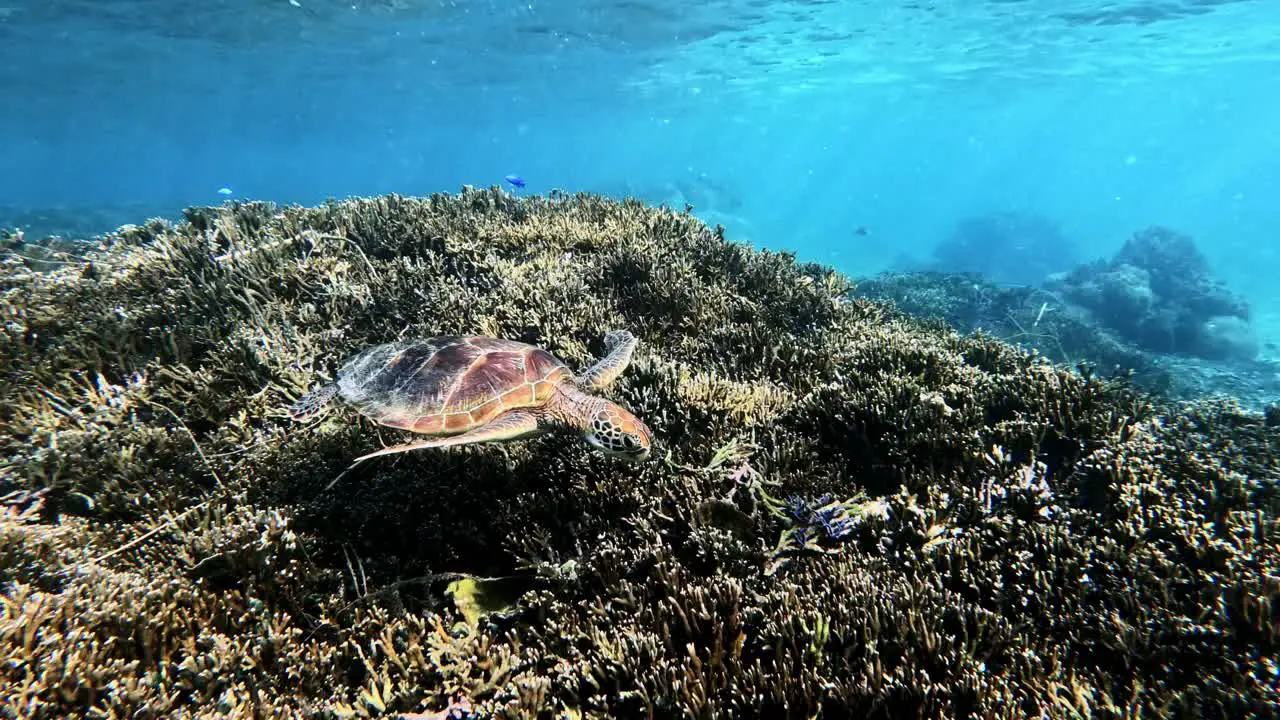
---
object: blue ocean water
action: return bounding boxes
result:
[3,0,1279,378]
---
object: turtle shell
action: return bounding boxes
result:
[335,336,572,435]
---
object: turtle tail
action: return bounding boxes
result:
[288,384,339,422]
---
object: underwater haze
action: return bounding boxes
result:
[3,0,1280,386]
[5,3,1280,718]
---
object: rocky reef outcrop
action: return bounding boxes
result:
[1047,225,1256,360]
[858,222,1280,409]
[1,189,1276,718]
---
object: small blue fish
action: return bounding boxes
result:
[503,174,526,189]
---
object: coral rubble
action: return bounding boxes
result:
[1,189,1277,719]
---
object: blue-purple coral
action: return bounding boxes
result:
[785,493,859,540]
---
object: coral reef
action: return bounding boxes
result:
[852,270,1167,389]
[0,201,178,243]
[1,225,97,273]
[1047,226,1256,360]
[1,188,1277,719]
[857,254,1280,411]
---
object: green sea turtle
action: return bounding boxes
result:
[288,329,653,464]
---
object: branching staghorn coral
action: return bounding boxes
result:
[0,188,1275,719]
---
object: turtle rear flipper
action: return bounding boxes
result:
[288,384,339,421]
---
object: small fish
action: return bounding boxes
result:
[217,187,233,196]
[503,174,526,189]
[853,226,869,237]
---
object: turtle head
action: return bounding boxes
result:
[583,401,653,462]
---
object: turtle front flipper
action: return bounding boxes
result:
[288,384,340,421]
[577,329,639,390]
[351,410,544,465]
